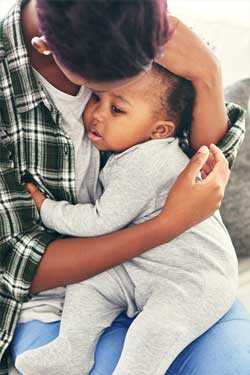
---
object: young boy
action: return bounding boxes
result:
[17,64,238,375]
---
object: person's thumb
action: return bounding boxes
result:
[184,145,210,181]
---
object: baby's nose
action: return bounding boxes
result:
[93,108,105,123]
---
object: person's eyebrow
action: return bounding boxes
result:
[94,90,132,107]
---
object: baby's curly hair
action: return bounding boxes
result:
[152,63,196,138]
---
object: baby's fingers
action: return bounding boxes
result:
[25,182,39,195]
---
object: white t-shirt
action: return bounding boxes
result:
[33,68,96,198]
[20,69,100,323]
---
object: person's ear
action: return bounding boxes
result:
[31,36,52,56]
[150,120,175,140]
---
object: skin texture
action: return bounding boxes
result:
[156,15,228,149]
[83,69,175,152]
[19,0,230,293]
[27,143,229,293]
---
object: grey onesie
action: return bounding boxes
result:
[18,138,238,375]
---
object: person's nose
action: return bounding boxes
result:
[92,103,107,124]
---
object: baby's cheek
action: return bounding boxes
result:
[82,110,90,126]
[110,129,125,147]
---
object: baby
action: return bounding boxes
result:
[18,64,238,375]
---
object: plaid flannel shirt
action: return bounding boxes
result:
[0,1,246,373]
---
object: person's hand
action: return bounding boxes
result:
[25,182,46,211]
[156,15,219,84]
[200,149,217,179]
[161,144,230,231]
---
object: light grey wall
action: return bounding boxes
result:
[0,0,15,17]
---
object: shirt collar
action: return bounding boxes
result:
[1,0,45,114]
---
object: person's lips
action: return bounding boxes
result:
[87,128,103,142]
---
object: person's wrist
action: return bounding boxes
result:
[154,210,185,245]
[192,59,221,90]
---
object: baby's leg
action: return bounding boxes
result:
[113,265,237,375]
[16,271,125,375]
[11,320,60,375]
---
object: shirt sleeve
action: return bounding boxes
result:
[41,145,162,237]
[0,134,57,303]
[179,102,246,168]
[216,102,246,168]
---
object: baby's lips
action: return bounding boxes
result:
[87,129,103,142]
[90,127,102,137]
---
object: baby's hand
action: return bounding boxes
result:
[25,182,46,211]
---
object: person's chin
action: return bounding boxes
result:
[90,139,110,151]
[95,144,110,151]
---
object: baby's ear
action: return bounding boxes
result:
[150,120,175,140]
[31,36,52,56]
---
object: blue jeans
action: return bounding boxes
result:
[11,299,250,374]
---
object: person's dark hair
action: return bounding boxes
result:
[36,0,169,82]
[153,63,196,138]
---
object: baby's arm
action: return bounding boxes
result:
[40,146,162,237]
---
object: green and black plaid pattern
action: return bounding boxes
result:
[0,1,246,373]
[0,2,78,371]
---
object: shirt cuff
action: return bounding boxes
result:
[40,198,58,231]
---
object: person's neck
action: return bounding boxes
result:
[21,0,80,96]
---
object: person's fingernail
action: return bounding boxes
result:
[43,50,51,56]
[31,37,40,46]
[198,145,209,153]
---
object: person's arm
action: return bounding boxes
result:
[190,65,228,149]
[156,15,244,153]
[30,144,229,293]
[0,129,228,297]
[38,148,165,237]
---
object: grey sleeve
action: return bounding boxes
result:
[40,144,165,237]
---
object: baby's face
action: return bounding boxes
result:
[83,70,166,152]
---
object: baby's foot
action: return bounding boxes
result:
[15,337,76,375]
